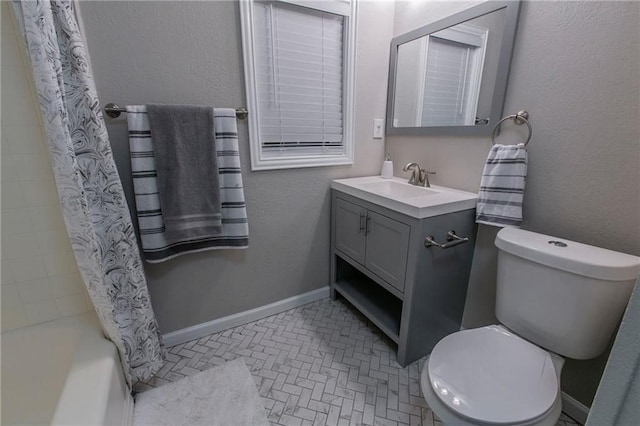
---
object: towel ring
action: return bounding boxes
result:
[491,110,532,146]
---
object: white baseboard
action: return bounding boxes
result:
[561,391,589,425]
[162,286,330,347]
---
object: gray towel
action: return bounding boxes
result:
[147,104,222,244]
[127,106,248,263]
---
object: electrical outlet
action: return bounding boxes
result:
[373,119,384,139]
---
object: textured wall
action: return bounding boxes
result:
[389,0,640,408]
[1,3,91,332]
[78,1,393,333]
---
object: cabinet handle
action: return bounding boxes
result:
[365,215,371,234]
[359,213,365,233]
[424,230,469,249]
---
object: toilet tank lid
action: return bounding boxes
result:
[495,228,640,281]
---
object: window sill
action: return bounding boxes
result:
[250,154,354,171]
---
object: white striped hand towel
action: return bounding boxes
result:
[127,106,249,263]
[476,143,527,227]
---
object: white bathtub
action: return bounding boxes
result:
[1,312,134,425]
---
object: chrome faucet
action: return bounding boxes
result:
[402,163,421,185]
[402,162,436,188]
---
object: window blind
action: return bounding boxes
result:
[421,37,473,127]
[253,1,345,157]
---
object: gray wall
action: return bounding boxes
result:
[78,1,394,333]
[389,0,640,408]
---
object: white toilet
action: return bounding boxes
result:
[421,228,640,425]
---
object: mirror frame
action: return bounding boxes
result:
[385,0,521,136]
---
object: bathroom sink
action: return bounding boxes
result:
[331,176,477,219]
[358,180,439,198]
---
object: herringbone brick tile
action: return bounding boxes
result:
[134,298,578,426]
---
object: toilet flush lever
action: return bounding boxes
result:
[424,230,469,249]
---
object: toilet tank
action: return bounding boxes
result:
[494,228,639,360]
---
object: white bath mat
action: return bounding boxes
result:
[133,358,269,426]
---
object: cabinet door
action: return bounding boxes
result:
[334,198,367,264]
[365,210,410,292]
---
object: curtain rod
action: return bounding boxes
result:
[103,103,249,120]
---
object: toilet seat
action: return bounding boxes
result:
[427,325,558,425]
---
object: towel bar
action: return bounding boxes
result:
[103,103,248,120]
[491,110,532,146]
[424,231,470,249]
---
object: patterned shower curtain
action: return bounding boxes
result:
[11,0,164,386]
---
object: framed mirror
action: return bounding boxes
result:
[386,1,521,136]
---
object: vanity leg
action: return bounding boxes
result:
[329,249,338,300]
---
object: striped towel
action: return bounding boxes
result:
[127,106,249,263]
[476,143,527,227]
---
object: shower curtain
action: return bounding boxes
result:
[11,0,163,386]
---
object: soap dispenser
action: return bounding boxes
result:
[381,154,393,179]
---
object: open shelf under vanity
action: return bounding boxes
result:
[333,256,402,343]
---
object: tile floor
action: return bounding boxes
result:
[135,297,580,426]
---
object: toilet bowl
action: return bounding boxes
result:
[419,228,640,425]
[420,326,563,426]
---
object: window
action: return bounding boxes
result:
[240,0,356,170]
[418,24,487,126]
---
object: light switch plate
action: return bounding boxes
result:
[373,119,384,139]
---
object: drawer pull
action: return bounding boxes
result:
[359,213,365,233]
[424,230,469,249]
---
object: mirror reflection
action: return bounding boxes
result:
[393,8,506,128]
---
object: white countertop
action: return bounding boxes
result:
[331,176,477,219]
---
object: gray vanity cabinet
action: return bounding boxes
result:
[334,198,410,292]
[330,189,477,367]
[364,211,410,293]
[334,198,367,264]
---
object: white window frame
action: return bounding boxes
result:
[240,0,357,171]
[416,23,488,126]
